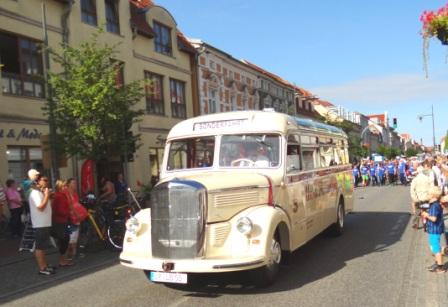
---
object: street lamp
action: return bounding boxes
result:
[417,104,436,150]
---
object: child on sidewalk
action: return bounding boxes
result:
[421,186,446,273]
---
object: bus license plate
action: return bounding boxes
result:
[150,271,188,284]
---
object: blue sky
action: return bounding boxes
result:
[158,0,448,146]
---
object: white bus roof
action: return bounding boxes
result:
[167,110,347,140]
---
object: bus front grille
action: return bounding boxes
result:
[150,180,207,259]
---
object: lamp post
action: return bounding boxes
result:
[417,104,436,150]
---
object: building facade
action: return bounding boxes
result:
[293,86,321,119]
[0,0,197,187]
[188,39,260,115]
[242,60,295,114]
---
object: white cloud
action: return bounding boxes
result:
[311,72,448,104]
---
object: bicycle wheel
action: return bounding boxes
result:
[106,220,125,251]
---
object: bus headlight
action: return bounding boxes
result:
[126,216,141,235]
[236,217,253,236]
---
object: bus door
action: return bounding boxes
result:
[285,135,306,248]
[300,136,322,240]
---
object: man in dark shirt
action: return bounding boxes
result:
[421,186,446,273]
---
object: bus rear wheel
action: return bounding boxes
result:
[330,201,345,236]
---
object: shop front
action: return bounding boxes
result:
[0,121,48,184]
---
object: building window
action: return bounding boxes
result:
[154,21,172,56]
[209,60,215,70]
[81,0,97,26]
[0,32,44,98]
[145,71,164,115]
[105,0,119,34]
[230,95,236,110]
[208,89,217,114]
[149,147,164,185]
[6,146,43,182]
[170,78,186,118]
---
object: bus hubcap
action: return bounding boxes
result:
[269,239,281,266]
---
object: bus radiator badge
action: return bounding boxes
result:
[162,262,174,272]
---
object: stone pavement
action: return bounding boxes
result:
[0,235,119,304]
[398,225,448,307]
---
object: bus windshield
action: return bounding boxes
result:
[167,136,215,170]
[219,134,280,168]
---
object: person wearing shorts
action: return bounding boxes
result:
[29,175,55,276]
[421,186,446,273]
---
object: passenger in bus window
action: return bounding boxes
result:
[252,146,269,167]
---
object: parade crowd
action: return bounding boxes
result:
[0,170,128,276]
[353,154,448,273]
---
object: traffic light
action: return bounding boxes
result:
[392,118,397,129]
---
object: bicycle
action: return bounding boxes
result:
[79,196,133,252]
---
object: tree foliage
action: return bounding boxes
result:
[45,31,144,161]
[323,118,368,160]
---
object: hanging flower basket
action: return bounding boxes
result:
[420,3,448,75]
[436,27,448,45]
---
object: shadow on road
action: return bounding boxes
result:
[172,211,410,295]
[0,245,120,305]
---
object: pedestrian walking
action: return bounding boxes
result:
[360,163,369,187]
[114,173,128,203]
[387,160,396,185]
[352,163,360,187]
[421,186,446,273]
[28,174,55,275]
[398,158,407,185]
[0,181,8,233]
[66,178,82,260]
[5,179,23,237]
[369,163,377,186]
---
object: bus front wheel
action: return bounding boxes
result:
[252,232,281,288]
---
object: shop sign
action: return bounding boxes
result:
[0,128,42,141]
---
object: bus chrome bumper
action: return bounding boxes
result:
[119,254,266,273]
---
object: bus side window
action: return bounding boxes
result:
[287,144,301,172]
[301,147,318,171]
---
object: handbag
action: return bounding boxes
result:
[67,191,88,223]
[72,201,88,223]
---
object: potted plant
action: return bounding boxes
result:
[420,3,448,75]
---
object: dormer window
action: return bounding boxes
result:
[154,21,172,56]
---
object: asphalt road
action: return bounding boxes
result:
[4,185,420,307]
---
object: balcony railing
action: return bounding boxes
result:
[1,72,45,98]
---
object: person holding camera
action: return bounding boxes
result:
[29,174,55,276]
[421,186,446,273]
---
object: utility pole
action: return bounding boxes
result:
[41,2,59,183]
[417,104,436,151]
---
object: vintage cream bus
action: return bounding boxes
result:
[120,110,354,287]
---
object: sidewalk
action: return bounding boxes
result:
[0,235,119,303]
[399,226,448,307]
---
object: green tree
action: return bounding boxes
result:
[405,148,418,157]
[324,118,368,161]
[45,31,144,163]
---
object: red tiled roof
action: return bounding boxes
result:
[177,31,197,54]
[314,99,334,107]
[367,114,386,124]
[129,2,155,38]
[291,85,315,98]
[241,60,294,88]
